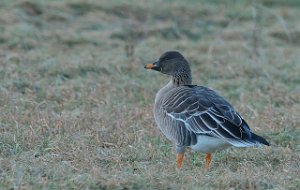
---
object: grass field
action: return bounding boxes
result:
[0,0,299,189]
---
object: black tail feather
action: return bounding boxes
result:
[251,133,270,146]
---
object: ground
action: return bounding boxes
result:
[0,0,299,189]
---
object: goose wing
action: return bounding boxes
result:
[162,85,256,147]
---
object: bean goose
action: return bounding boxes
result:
[144,51,270,170]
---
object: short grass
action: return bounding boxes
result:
[0,0,299,189]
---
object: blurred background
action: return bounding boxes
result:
[0,0,299,189]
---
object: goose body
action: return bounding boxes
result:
[145,51,270,169]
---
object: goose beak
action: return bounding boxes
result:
[144,63,155,69]
[144,61,161,71]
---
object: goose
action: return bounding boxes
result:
[144,51,270,170]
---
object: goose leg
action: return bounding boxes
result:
[176,153,184,169]
[205,153,212,170]
[176,146,185,169]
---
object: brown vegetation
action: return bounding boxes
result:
[0,0,299,189]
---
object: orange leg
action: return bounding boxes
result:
[205,153,212,170]
[176,153,184,169]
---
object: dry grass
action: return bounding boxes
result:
[0,0,299,189]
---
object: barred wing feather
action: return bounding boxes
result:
[163,85,257,147]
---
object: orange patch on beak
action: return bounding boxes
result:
[144,63,155,69]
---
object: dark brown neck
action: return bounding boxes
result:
[172,74,192,86]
